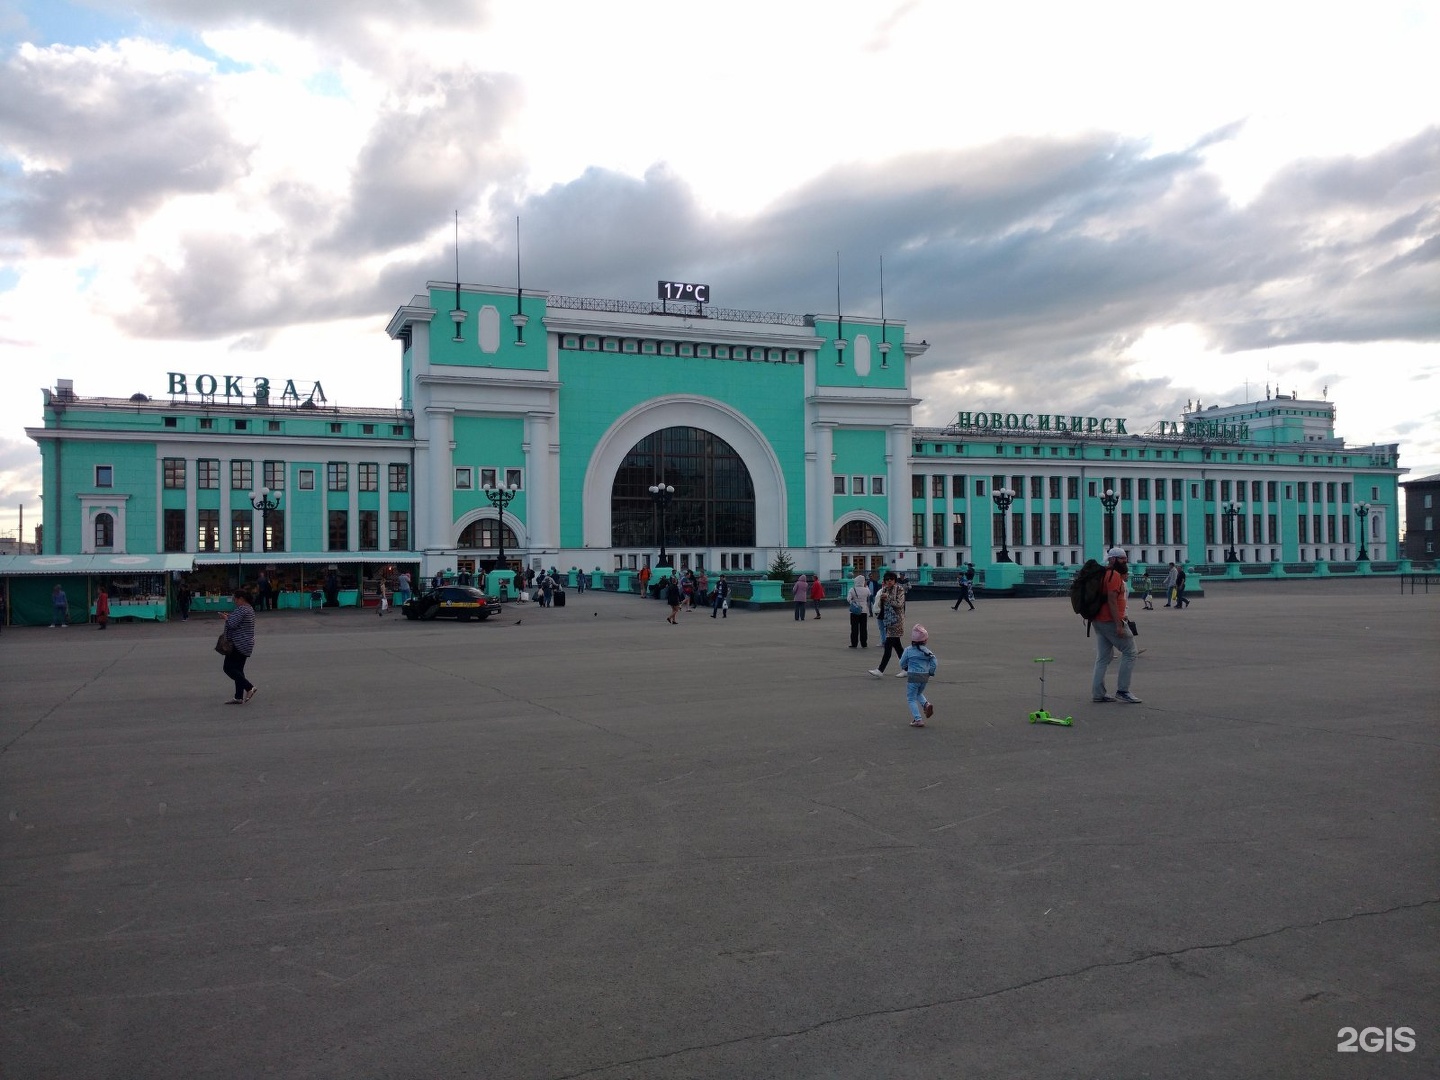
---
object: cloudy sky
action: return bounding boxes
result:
[1,0,1437,543]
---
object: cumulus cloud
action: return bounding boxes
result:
[0,41,250,253]
[79,0,494,72]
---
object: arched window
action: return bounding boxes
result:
[94,512,114,549]
[458,517,518,549]
[835,520,880,546]
[611,427,755,547]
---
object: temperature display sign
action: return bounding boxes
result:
[658,280,711,304]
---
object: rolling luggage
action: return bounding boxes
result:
[554,589,566,607]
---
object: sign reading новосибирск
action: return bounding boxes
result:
[953,411,1129,434]
[949,412,1252,440]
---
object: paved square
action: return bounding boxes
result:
[2,581,1437,1078]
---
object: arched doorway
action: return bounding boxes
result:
[611,426,756,547]
[836,518,884,574]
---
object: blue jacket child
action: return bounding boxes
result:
[899,624,938,727]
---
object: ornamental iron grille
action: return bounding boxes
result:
[611,427,756,547]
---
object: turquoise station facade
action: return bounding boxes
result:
[21,278,1407,600]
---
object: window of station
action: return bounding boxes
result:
[610,426,755,547]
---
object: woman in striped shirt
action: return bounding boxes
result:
[221,589,258,705]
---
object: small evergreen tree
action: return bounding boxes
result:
[767,549,796,583]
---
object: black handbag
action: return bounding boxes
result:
[1126,619,1139,636]
[215,630,234,655]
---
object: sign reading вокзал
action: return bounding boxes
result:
[166,373,326,405]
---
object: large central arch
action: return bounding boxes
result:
[583,396,787,549]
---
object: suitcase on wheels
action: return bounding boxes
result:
[554,589,566,608]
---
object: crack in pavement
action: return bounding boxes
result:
[2,646,140,755]
[546,896,1439,1079]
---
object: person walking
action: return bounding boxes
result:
[50,583,69,627]
[792,574,808,621]
[899,624,939,727]
[1135,570,1155,610]
[846,574,872,648]
[177,581,192,621]
[220,589,258,705]
[397,570,412,606]
[868,572,907,678]
[1174,565,1191,608]
[809,575,825,619]
[638,564,652,599]
[1162,562,1178,607]
[952,563,976,611]
[711,575,730,618]
[1091,547,1141,704]
[575,569,588,595]
[664,576,682,624]
[377,577,389,616]
[95,586,110,630]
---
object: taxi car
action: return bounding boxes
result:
[402,585,494,622]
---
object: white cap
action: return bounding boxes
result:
[1106,547,1128,561]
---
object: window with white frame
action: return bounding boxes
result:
[94,465,113,488]
[833,475,846,495]
[504,468,523,489]
[872,476,885,496]
[455,467,473,490]
[852,476,865,495]
[298,469,315,491]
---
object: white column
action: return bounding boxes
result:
[379,465,390,551]
[525,411,553,552]
[184,460,198,552]
[810,422,835,555]
[349,457,360,551]
[425,408,454,552]
[887,424,912,554]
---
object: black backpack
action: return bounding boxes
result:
[1069,560,1109,627]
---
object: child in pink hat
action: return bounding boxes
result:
[899,624,938,727]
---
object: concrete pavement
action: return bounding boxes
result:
[2,580,1437,1078]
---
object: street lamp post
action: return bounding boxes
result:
[1223,501,1241,562]
[649,484,675,568]
[250,486,281,553]
[482,484,519,574]
[992,486,1016,563]
[1354,502,1371,561]
[1099,487,1119,550]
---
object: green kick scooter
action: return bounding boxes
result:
[1028,657,1073,726]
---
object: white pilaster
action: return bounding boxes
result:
[425,407,455,551]
[811,422,835,554]
[887,424,912,551]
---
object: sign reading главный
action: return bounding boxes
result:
[166,373,326,405]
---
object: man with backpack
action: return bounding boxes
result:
[1084,547,1142,704]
